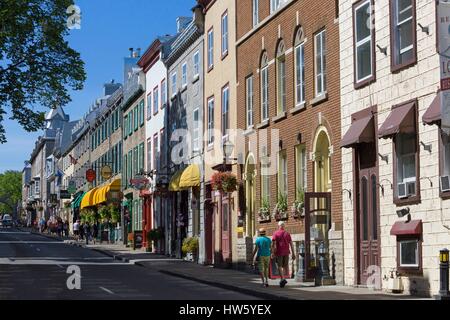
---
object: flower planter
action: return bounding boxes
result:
[291,203,305,219]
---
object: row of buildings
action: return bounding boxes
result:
[21,0,450,297]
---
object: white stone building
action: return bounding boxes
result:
[339,0,449,297]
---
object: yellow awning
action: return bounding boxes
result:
[80,187,99,209]
[179,164,200,189]
[169,170,184,192]
[94,179,121,205]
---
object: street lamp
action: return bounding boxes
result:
[223,140,237,163]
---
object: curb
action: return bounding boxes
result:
[85,246,130,263]
[158,269,293,300]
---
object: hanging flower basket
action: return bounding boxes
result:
[211,172,237,193]
[258,197,271,223]
[291,201,305,219]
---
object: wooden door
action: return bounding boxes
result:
[221,196,231,263]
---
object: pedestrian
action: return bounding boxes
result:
[84,222,91,245]
[92,223,98,245]
[252,228,272,287]
[79,222,85,241]
[271,221,295,288]
[73,220,80,240]
[64,220,69,237]
[57,219,63,238]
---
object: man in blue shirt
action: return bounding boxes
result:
[252,228,272,287]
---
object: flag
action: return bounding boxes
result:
[69,154,78,165]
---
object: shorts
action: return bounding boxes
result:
[258,256,270,277]
[276,255,289,269]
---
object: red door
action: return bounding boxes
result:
[205,186,213,264]
[221,197,231,263]
[358,142,380,285]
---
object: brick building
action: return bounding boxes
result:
[236,0,343,283]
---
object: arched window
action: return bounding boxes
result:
[276,40,286,114]
[294,27,306,106]
[260,51,269,122]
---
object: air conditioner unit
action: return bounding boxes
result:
[441,176,450,192]
[406,181,416,197]
[398,183,407,199]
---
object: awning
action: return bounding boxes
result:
[423,95,440,125]
[390,220,422,236]
[179,164,201,189]
[169,170,184,192]
[378,102,415,139]
[80,187,99,209]
[341,115,374,148]
[71,192,85,209]
[93,179,121,206]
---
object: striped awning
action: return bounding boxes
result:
[71,192,85,209]
[80,187,99,209]
[179,164,201,189]
[169,170,184,192]
[94,179,121,205]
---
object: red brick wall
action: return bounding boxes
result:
[236,0,342,236]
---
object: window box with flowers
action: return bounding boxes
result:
[211,171,237,193]
[291,188,305,219]
[273,192,288,221]
[258,197,271,223]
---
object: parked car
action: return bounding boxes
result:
[1,214,13,228]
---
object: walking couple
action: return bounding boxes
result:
[252,221,295,288]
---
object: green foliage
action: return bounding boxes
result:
[276,192,288,212]
[0,171,21,215]
[98,205,110,222]
[80,208,96,224]
[259,197,270,218]
[147,227,164,241]
[109,204,120,224]
[182,236,199,255]
[0,0,86,143]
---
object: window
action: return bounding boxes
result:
[147,139,152,171]
[128,112,133,136]
[396,132,417,195]
[278,150,288,197]
[182,63,187,88]
[139,143,144,174]
[35,179,40,195]
[139,99,144,126]
[260,53,269,121]
[161,79,167,108]
[295,144,307,197]
[207,97,215,146]
[123,154,127,187]
[354,0,375,85]
[193,108,200,152]
[207,28,214,69]
[270,0,287,13]
[253,0,259,27]
[128,150,132,185]
[147,92,152,120]
[221,11,229,57]
[171,72,177,98]
[222,85,230,138]
[276,41,286,114]
[160,128,165,168]
[399,239,419,267]
[390,0,416,71]
[153,134,159,171]
[134,146,138,175]
[134,106,139,131]
[153,86,159,115]
[193,51,200,78]
[294,28,306,106]
[246,75,254,128]
[261,164,270,206]
[314,30,327,96]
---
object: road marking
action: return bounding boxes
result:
[129,259,181,264]
[36,248,41,252]
[0,259,129,266]
[0,232,31,235]
[99,287,115,295]
[56,264,64,269]
[0,241,64,244]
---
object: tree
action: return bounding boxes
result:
[0,0,86,143]
[0,171,22,216]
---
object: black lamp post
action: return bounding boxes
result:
[437,249,450,300]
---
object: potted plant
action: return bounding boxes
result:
[258,197,271,222]
[291,188,305,219]
[182,236,199,262]
[98,206,111,223]
[273,192,288,221]
[211,172,237,193]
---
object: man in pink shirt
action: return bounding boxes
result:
[271,221,295,288]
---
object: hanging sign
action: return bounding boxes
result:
[438,0,450,135]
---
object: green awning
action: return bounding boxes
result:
[71,192,86,209]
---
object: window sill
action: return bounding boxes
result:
[440,190,450,200]
[256,119,270,129]
[207,144,214,152]
[192,75,200,84]
[310,92,328,106]
[290,103,306,115]
[272,112,287,123]
[181,85,188,93]
[170,94,177,101]
[394,195,421,207]
[397,267,423,276]
[244,127,255,136]
[207,65,214,73]
[221,51,229,61]
[391,59,417,74]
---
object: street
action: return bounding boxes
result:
[0,228,258,300]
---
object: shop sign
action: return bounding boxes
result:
[86,169,96,183]
[59,190,71,199]
[68,180,77,194]
[438,0,450,134]
[101,165,112,180]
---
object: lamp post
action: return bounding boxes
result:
[223,140,237,165]
[437,249,450,300]
[296,241,306,282]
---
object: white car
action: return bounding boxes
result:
[1,214,13,228]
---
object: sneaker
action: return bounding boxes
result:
[264,282,269,288]
[280,279,287,288]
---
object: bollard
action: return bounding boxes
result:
[318,241,336,286]
[296,242,305,282]
[437,249,450,300]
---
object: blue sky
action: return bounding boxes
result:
[0,0,191,173]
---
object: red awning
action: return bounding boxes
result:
[378,102,415,139]
[423,95,441,125]
[390,220,422,236]
[341,115,374,148]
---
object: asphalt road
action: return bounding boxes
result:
[0,228,258,300]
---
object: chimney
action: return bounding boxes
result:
[129,47,134,57]
[136,48,141,57]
